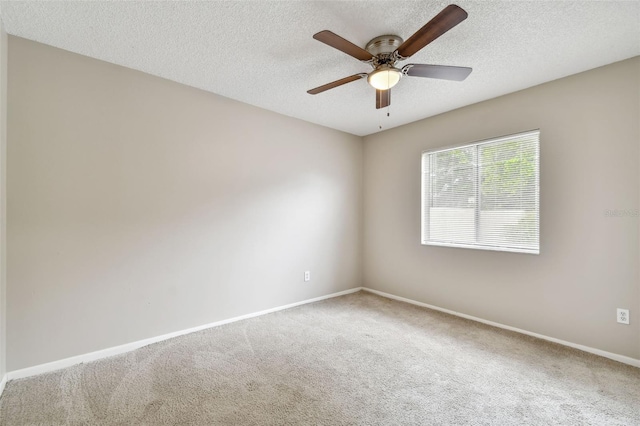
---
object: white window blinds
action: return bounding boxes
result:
[422,130,540,254]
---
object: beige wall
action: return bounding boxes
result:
[7,37,363,371]
[0,22,7,379]
[363,57,640,359]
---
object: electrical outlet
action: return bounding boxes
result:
[617,308,629,325]
[304,271,311,282]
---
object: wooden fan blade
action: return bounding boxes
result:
[376,89,390,109]
[404,64,472,81]
[396,5,468,59]
[307,74,366,95]
[313,30,374,61]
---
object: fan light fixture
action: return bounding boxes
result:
[367,66,402,90]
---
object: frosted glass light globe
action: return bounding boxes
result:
[368,67,401,90]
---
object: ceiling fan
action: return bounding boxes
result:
[307,4,472,109]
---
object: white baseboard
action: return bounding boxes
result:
[362,287,640,368]
[5,285,638,384]
[7,287,363,381]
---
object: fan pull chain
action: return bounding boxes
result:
[385,71,390,120]
[386,70,392,118]
[379,101,391,131]
[379,74,391,128]
[387,73,390,118]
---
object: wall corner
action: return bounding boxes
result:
[0,18,8,382]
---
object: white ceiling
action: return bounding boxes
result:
[1,1,639,136]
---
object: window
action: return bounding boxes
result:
[422,130,539,254]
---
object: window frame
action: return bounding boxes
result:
[421,130,540,255]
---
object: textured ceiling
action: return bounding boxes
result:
[1,1,639,136]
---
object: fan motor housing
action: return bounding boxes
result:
[365,35,403,56]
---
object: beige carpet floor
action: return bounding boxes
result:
[1,291,639,425]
